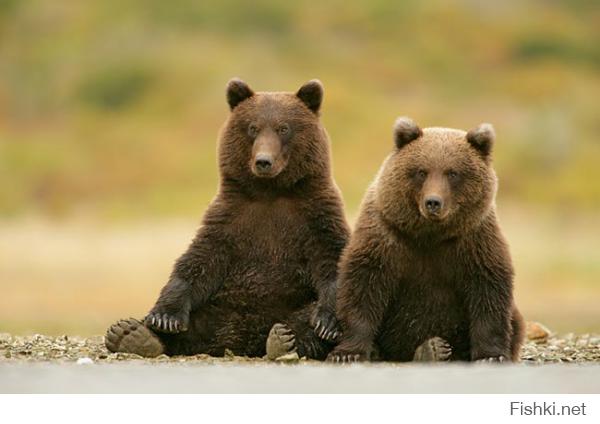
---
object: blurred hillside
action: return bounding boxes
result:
[1,0,599,217]
[0,0,599,335]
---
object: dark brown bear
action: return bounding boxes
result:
[328,117,524,363]
[105,79,350,359]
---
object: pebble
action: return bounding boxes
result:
[275,352,300,363]
[526,322,552,343]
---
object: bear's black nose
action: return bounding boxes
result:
[425,196,443,214]
[255,155,273,172]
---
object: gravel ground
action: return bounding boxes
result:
[1,327,599,365]
[1,326,599,393]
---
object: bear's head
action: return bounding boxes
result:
[218,78,331,192]
[374,117,498,240]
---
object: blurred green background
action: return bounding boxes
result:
[0,0,598,335]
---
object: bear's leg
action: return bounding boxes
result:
[105,318,165,358]
[266,303,333,360]
[413,337,452,362]
[150,305,277,357]
[207,310,274,357]
[155,306,254,357]
[510,306,525,362]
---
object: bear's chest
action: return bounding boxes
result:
[229,198,308,258]
[387,243,467,322]
[222,198,313,296]
[399,240,463,287]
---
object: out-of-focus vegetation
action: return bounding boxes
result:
[1,0,599,217]
[0,0,598,334]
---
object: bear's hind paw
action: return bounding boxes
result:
[413,337,452,362]
[266,323,297,360]
[105,318,165,358]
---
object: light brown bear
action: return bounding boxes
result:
[329,117,524,363]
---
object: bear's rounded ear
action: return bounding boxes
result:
[226,78,254,110]
[466,123,495,158]
[296,79,323,113]
[393,117,422,149]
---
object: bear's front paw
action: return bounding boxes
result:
[145,310,189,334]
[327,348,369,364]
[312,307,340,342]
[475,355,507,364]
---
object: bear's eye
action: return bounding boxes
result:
[447,170,459,180]
[248,124,259,138]
[277,124,290,136]
[417,170,427,179]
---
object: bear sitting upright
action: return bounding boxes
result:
[329,117,524,363]
[106,79,350,359]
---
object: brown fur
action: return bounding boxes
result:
[106,79,349,358]
[329,118,524,363]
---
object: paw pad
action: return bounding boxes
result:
[413,337,452,362]
[266,323,297,360]
[105,318,164,358]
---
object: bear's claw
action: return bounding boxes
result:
[105,318,165,358]
[312,307,340,342]
[413,337,452,362]
[327,349,367,363]
[145,310,188,334]
[475,355,506,364]
[266,323,297,360]
[331,353,361,363]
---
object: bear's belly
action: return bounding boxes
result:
[212,200,316,310]
[210,237,316,313]
[377,281,470,361]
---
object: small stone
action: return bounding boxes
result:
[275,352,300,363]
[526,322,551,343]
[76,357,94,365]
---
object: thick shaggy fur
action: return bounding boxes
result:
[329,118,524,363]
[107,79,349,359]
